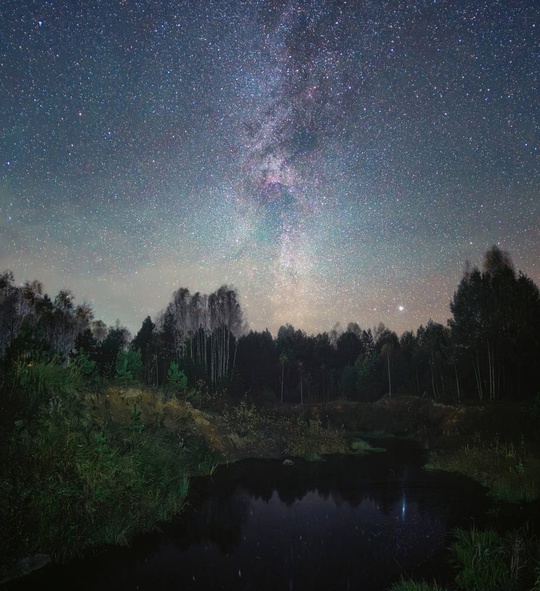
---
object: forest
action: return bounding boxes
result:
[2,245,539,406]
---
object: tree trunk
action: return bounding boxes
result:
[280,363,284,404]
[387,354,392,397]
[473,355,483,400]
[454,364,461,403]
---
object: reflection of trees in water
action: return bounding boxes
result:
[167,444,487,560]
[170,492,250,555]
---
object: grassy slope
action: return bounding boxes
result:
[4,386,540,584]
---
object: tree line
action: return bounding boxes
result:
[1,245,539,403]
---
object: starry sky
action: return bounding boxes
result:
[2,0,539,337]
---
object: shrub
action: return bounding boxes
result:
[388,581,447,591]
[2,378,219,565]
[115,349,143,386]
[222,401,260,437]
[167,361,188,394]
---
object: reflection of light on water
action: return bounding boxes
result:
[401,489,407,521]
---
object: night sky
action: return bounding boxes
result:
[2,0,539,337]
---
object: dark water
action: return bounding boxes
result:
[9,439,491,591]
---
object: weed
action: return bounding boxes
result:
[350,438,386,454]
[427,432,539,502]
[221,401,260,437]
[451,526,539,591]
[303,450,323,462]
[388,580,447,591]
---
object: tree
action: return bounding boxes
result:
[132,316,155,383]
[167,361,188,394]
[98,321,131,378]
[115,349,143,386]
[399,330,421,396]
[336,326,364,368]
[235,330,278,398]
[417,321,449,400]
[356,352,382,401]
[449,246,540,399]
[0,271,21,356]
[158,285,246,388]
[0,273,92,363]
[279,351,288,403]
[376,328,399,397]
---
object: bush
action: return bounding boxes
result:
[115,349,143,386]
[222,401,260,437]
[167,361,188,395]
[1,364,220,567]
[451,527,539,591]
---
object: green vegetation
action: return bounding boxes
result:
[389,527,540,591]
[427,431,540,503]
[450,527,540,591]
[219,400,348,458]
[350,437,385,454]
[167,360,188,394]
[388,581,448,591]
[115,349,143,386]
[0,361,220,579]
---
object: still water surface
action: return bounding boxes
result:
[11,438,490,590]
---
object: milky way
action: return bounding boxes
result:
[1,0,538,336]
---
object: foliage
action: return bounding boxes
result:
[274,411,348,458]
[388,581,447,591]
[4,243,540,406]
[3,402,197,561]
[167,361,188,394]
[1,361,221,569]
[428,432,539,502]
[449,247,540,400]
[222,400,260,437]
[303,450,323,462]
[114,349,143,386]
[71,347,97,378]
[451,528,508,591]
[11,358,84,415]
[397,527,540,591]
[350,438,385,454]
[451,527,539,591]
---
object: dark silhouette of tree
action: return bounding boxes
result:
[131,316,155,384]
[0,272,92,363]
[97,321,131,379]
[376,328,399,397]
[157,285,246,388]
[336,326,365,368]
[417,321,449,400]
[312,332,336,402]
[399,330,421,396]
[235,330,278,398]
[449,246,540,399]
[0,271,21,356]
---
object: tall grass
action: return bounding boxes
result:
[388,581,447,591]
[392,527,540,591]
[350,438,386,454]
[13,359,83,411]
[427,432,540,503]
[451,526,539,591]
[2,363,221,568]
[8,409,196,559]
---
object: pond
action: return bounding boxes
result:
[8,438,491,590]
